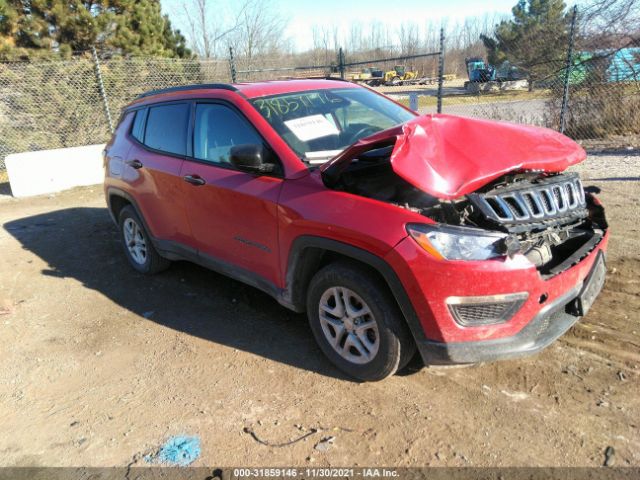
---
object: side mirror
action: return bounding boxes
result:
[230,144,275,174]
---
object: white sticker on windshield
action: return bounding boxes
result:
[284,115,339,142]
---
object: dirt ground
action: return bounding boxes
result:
[0,153,638,468]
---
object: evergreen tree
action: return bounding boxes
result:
[0,0,191,60]
[481,0,570,84]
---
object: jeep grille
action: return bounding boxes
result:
[468,173,588,231]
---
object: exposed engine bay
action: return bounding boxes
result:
[331,146,607,276]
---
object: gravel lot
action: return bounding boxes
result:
[0,153,638,467]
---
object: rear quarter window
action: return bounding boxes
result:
[144,103,190,156]
[131,108,148,142]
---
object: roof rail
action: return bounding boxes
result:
[135,83,238,99]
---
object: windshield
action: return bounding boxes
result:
[250,88,416,164]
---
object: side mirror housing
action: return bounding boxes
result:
[230,144,276,174]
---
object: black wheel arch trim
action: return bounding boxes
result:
[107,188,178,265]
[104,197,429,347]
[107,188,131,218]
[106,187,165,250]
[283,235,428,345]
[106,188,148,230]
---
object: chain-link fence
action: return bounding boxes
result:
[402,7,640,145]
[232,47,444,85]
[0,55,230,171]
[417,45,640,144]
[1,8,639,174]
[231,47,336,82]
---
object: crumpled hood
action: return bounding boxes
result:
[321,114,586,199]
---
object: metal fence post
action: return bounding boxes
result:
[409,92,418,112]
[560,5,578,134]
[92,46,113,133]
[338,48,346,80]
[437,27,445,114]
[229,47,237,83]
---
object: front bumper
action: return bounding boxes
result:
[418,264,596,364]
[385,228,609,365]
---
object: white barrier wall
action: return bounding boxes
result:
[5,144,106,198]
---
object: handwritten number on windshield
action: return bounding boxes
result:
[254,92,342,120]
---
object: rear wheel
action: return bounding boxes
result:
[118,205,170,274]
[307,262,416,381]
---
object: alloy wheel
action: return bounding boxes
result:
[123,218,147,265]
[318,286,380,364]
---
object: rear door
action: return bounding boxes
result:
[179,101,283,287]
[125,102,193,245]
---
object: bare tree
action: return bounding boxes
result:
[312,25,338,65]
[367,21,390,53]
[347,22,364,54]
[231,0,289,66]
[422,20,440,52]
[182,0,247,58]
[578,0,640,50]
[397,22,420,56]
[580,0,640,36]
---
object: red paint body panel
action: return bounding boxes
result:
[385,231,609,342]
[104,112,193,244]
[277,171,417,283]
[323,114,587,199]
[104,80,609,363]
[125,142,193,243]
[179,159,283,285]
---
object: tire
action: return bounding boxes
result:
[306,261,416,381]
[118,205,170,274]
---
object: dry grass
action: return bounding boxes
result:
[396,89,547,109]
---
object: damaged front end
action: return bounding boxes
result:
[321,114,607,276]
[413,170,608,276]
[465,171,607,276]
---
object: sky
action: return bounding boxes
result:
[162,0,519,52]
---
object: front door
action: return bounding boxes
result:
[180,102,283,287]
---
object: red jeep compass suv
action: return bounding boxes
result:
[104,79,608,381]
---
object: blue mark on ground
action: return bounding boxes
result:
[146,435,201,466]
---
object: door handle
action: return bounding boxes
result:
[126,159,143,169]
[183,174,206,186]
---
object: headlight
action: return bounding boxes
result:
[406,223,507,261]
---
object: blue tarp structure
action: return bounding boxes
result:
[607,48,640,82]
[567,48,640,84]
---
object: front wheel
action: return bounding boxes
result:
[306,262,416,381]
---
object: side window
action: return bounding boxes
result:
[194,103,263,165]
[131,108,147,142]
[144,103,190,156]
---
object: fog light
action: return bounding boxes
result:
[447,293,529,327]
